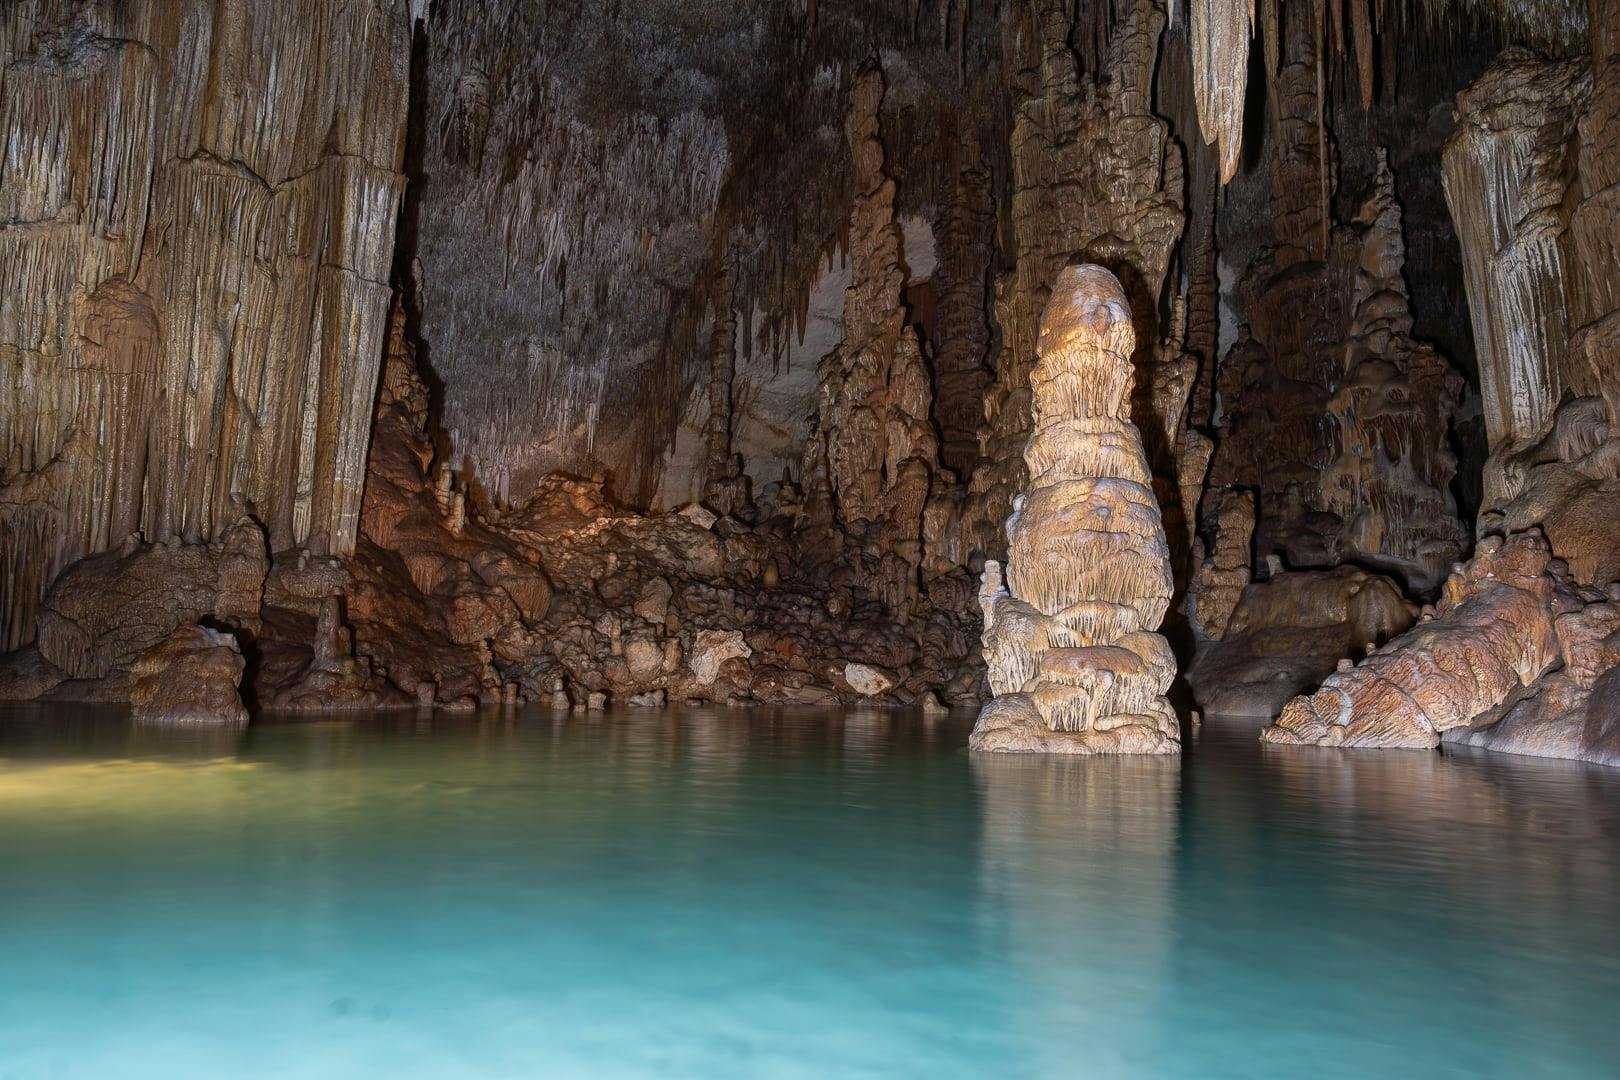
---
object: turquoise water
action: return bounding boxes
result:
[1,707,1618,1079]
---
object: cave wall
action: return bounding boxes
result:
[0,0,411,651]
[406,2,1010,513]
[1442,0,1620,587]
[1200,6,1494,596]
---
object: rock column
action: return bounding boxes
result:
[970,265,1179,754]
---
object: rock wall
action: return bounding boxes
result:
[801,62,942,618]
[970,265,1178,755]
[1443,14,1620,587]
[1207,7,1467,596]
[0,0,411,651]
[959,0,1185,565]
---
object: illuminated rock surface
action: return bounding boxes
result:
[971,265,1178,755]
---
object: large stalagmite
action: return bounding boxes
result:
[959,0,1185,567]
[970,265,1179,755]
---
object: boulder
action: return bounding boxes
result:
[130,626,249,725]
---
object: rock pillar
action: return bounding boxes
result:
[970,265,1179,755]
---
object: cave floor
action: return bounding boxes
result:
[1,706,1617,1078]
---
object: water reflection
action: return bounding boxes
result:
[1,706,1617,1078]
[973,753,1180,1076]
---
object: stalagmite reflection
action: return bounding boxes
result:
[971,752,1180,1074]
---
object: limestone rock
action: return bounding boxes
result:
[677,504,719,531]
[1264,533,1563,749]
[130,626,248,726]
[1212,133,1466,594]
[634,578,674,625]
[0,0,411,654]
[971,265,1179,755]
[263,597,407,710]
[36,519,268,681]
[802,60,941,617]
[690,630,751,686]
[843,662,894,697]
[1187,488,1254,641]
[1189,566,1417,718]
[959,0,1184,566]
[1443,41,1620,590]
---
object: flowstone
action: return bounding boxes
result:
[970,265,1179,755]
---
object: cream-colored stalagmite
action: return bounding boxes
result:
[0,0,411,652]
[970,265,1179,755]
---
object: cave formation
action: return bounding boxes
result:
[0,0,1616,765]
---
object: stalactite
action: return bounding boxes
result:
[1190,0,1250,183]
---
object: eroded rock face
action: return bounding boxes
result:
[801,61,941,619]
[959,0,1185,567]
[1263,532,1573,751]
[130,625,248,726]
[971,265,1178,755]
[1211,133,1466,595]
[35,519,268,681]
[1189,565,1416,719]
[0,0,411,654]
[1444,33,1620,590]
[1187,487,1254,641]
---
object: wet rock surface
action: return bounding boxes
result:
[130,625,248,726]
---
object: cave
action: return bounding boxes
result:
[2,0,1619,1074]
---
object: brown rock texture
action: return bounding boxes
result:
[959,0,1184,566]
[0,0,411,654]
[970,264,1178,755]
[1187,488,1255,641]
[130,625,248,726]
[34,518,267,682]
[1444,27,1620,589]
[930,152,995,481]
[1189,565,1417,718]
[1263,532,1569,750]
[801,61,941,618]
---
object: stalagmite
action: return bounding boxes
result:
[931,154,995,480]
[702,257,750,517]
[1188,488,1254,640]
[1211,78,1465,594]
[970,264,1179,755]
[803,61,941,617]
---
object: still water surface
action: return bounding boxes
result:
[1,706,1617,1078]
